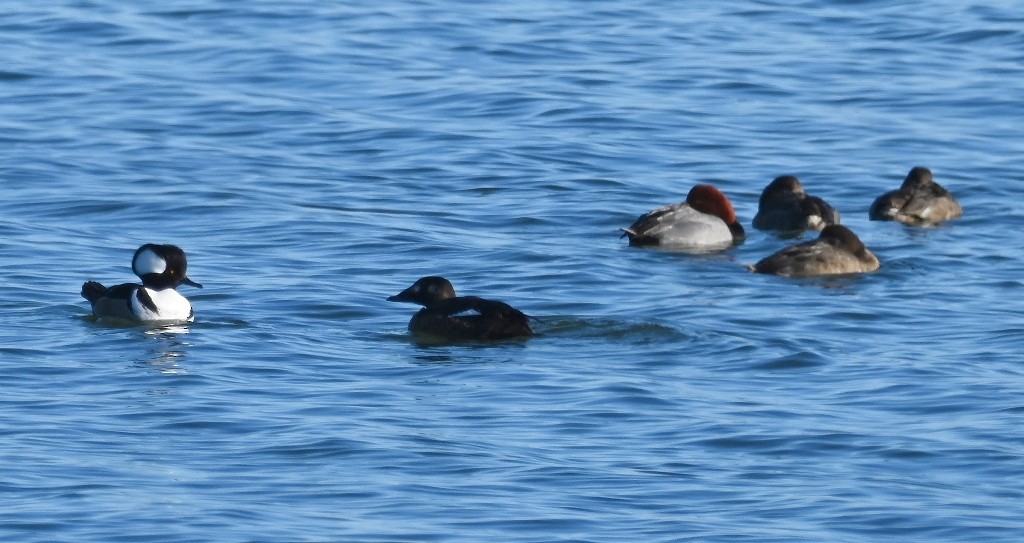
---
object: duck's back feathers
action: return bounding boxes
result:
[81,281,142,321]
[410,296,533,340]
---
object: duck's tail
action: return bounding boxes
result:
[81,281,107,304]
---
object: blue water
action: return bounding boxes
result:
[2,1,1024,541]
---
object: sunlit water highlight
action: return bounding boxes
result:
[2,1,1023,542]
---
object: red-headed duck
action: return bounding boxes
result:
[869,166,962,225]
[621,184,745,250]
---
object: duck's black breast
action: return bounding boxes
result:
[409,296,533,341]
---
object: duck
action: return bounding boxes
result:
[869,166,963,225]
[621,184,745,250]
[82,244,202,323]
[752,175,841,232]
[749,224,879,277]
[387,276,533,341]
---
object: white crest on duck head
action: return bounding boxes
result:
[132,246,167,276]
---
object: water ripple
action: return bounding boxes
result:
[2,0,1024,541]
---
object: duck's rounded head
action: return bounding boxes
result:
[799,195,842,230]
[760,175,805,205]
[132,244,202,290]
[819,225,866,254]
[686,184,738,225]
[387,276,457,307]
[901,166,934,190]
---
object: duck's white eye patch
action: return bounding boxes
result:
[134,248,166,275]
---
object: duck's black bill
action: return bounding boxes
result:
[387,289,413,303]
[182,277,203,288]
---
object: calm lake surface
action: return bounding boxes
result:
[2,1,1023,541]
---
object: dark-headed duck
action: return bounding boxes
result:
[869,166,962,225]
[82,244,202,323]
[621,184,745,250]
[388,276,533,341]
[749,225,879,278]
[752,175,841,232]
